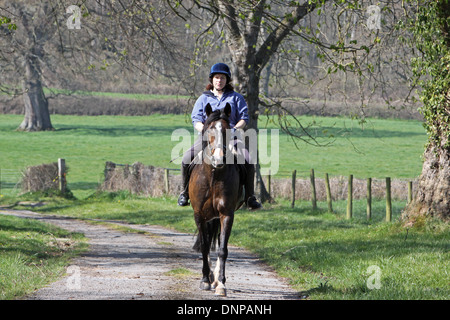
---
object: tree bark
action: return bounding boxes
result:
[17,52,53,132]
[234,60,272,202]
[403,2,450,222]
[404,120,450,222]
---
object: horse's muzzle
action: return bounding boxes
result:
[211,146,226,168]
[212,159,225,169]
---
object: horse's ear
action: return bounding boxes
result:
[205,103,212,117]
[223,103,232,117]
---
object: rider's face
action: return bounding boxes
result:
[212,74,227,91]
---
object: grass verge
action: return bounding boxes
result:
[0,213,87,300]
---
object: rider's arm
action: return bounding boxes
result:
[233,92,249,129]
[191,95,206,132]
[233,119,246,130]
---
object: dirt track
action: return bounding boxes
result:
[0,209,300,300]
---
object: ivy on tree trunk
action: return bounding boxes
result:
[403,0,450,221]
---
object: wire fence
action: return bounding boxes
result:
[263,168,417,221]
[1,163,417,222]
[266,169,417,201]
[0,168,22,196]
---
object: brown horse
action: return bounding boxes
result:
[189,102,244,296]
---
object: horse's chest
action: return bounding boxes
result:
[190,166,240,215]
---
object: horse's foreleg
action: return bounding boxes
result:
[214,214,234,296]
[200,251,212,290]
[196,220,213,290]
[212,256,220,289]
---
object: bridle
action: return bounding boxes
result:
[203,120,229,169]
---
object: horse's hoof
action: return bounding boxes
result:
[215,287,227,296]
[200,281,211,291]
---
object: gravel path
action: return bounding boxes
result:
[0,209,300,300]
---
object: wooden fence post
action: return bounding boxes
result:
[291,170,296,208]
[386,177,392,222]
[164,168,170,194]
[325,173,333,213]
[408,181,413,204]
[310,169,317,210]
[367,178,372,220]
[58,158,66,193]
[347,174,353,219]
[104,161,116,180]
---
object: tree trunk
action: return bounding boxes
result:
[263,59,273,97]
[234,65,272,203]
[403,2,450,223]
[17,53,53,132]
[404,128,450,222]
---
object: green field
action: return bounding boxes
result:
[0,114,427,199]
[2,113,447,300]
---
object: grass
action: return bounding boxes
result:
[164,268,196,278]
[0,213,87,300]
[7,193,447,300]
[1,113,445,300]
[0,114,427,199]
[231,200,449,300]
[272,116,427,179]
[0,114,193,198]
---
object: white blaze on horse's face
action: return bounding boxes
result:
[210,121,225,168]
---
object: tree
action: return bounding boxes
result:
[203,1,325,201]
[169,0,402,202]
[403,0,450,221]
[0,0,187,131]
[0,1,56,131]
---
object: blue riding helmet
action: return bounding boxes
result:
[209,63,231,78]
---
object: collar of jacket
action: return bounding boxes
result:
[202,88,234,98]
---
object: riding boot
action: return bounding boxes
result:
[244,163,262,210]
[177,163,190,206]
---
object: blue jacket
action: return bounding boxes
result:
[191,90,249,128]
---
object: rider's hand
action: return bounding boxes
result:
[195,122,204,133]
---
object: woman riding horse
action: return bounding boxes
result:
[177,62,262,210]
[189,103,241,295]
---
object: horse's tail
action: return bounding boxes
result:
[193,219,221,253]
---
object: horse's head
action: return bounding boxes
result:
[202,103,232,169]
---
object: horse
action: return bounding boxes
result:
[188,102,244,296]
